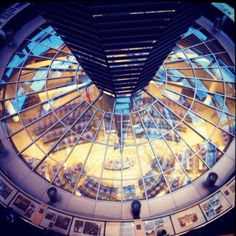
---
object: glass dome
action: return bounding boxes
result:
[0,22,235,202]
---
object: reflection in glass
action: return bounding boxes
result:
[1,22,235,202]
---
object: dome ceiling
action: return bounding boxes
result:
[0,21,235,202]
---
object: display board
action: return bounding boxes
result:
[40,208,72,235]
[144,216,174,236]
[105,222,135,236]
[70,217,104,236]
[0,175,17,205]
[200,191,231,221]
[220,179,235,206]
[171,206,206,234]
[9,193,42,221]
[0,170,235,236]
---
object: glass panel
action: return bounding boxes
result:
[147,105,173,136]
[137,142,160,174]
[123,179,144,201]
[1,83,17,100]
[20,143,45,169]
[167,69,194,77]
[2,66,21,83]
[2,114,23,136]
[95,113,112,144]
[153,140,176,171]
[224,97,235,115]
[189,100,221,126]
[20,70,49,85]
[133,91,156,111]
[177,153,209,181]
[225,82,235,97]
[194,68,221,80]
[140,110,161,140]
[20,103,54,126]
[35,157,60,182]
[195,141,223,167]
[197,28,213,41]
[165,50,187,62]
[218,112,235,135]
[205,40,226,53]
[46,84,78,104]
[210,128,234,152]
[185,112,217,140]
[154,99,188,126]
[178,33,202,48]
[220,66,235,82]
[70,106,96,134]
[164,162,190,192]
[83,143,106,179]
[92,93,115,112]
[190,55,217,68]
[10,129,33,153]
[215,53,234,66]
[149,79,166,97]
[53,165,78,192]
[33,122,66,153]
[206,94,224,110]
[25,112,58,140]
[166,76,196,89]
[198,80,224,95]
[165,59,191,69]
[131,112,148,144]
[122,115,136,145]
[81,110,104,141]
[77,177,94,200]
[122,145,142,179]
[68,138,93,174]
[51,134,80,190]
[144,174,169,199]
[49,131,78,162]
[108,114,121,146]
[97,179,122,201]
[46,77,74,90]
[182,44,211,58]
[102,146,122,180]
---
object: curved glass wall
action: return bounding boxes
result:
[0,22,235,201]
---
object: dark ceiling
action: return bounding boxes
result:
[33,2,209,96]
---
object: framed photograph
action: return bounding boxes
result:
[73,219,84,233]
[32,205,48,225]
[12,194,31,212]
[200,191,231,221]
[144,216,174,236]
[45,210,57,221]
[70,218,104,236]
[9,193,39,220]
[40,209,72,235]
[228,181,235,193]
[24,203,36,218]
[178,212,198,227]
[54,214,71,230]
[171,205,206,234]
[221,179,235,206]
[83,221,101,235]
[0,175,17,205]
